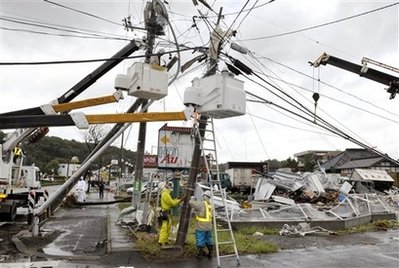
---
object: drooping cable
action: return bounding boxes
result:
[243,76,399,166]
[251,71,399,124]
[242,2,399,41]
[43,0,144,29]
[255,54,399,118]
[226,53,392,160]
[0,26,129,41]
[0,47,199,66]
[246,104,269,159]
[0,16,125,39]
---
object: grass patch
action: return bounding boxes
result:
[343,220,399,234]
[131,218,278,259]
[135,233,163,258]
[118,202,132,211]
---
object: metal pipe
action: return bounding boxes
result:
[34,120,132,218]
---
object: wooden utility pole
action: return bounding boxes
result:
[176,7,224,246]
[132,1,157,208]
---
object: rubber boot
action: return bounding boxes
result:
[196,247,204,260]
[206,245,213,259]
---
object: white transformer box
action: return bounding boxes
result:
[184,72,246,119]
[115,62,168,100]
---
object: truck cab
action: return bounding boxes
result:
[20,165,41,189]
[196,172,232,191]
[214,172,232,191]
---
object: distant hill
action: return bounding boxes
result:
[0,131,136,174]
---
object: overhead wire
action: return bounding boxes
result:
[252,71,399,124]
[224,43,376,149]
[219,0,250,43]
[0,14,133,39]
[0,46,200,66]
[0,16,127,39]
[225,41,396,146]
[245,12,360,61]
[0,26,129,41]
[43,0,148,30]
[235,0,259,31]
[248,57,375,148]
[242,74,399,165]
[257,54,399,118]
[125,4,396,161]
[245,109,336,137]
[246,104,270,159]
[246,96,339,134]
[241,52,389,146]
[242,2,399,41]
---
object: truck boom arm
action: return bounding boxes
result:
[1,40,142,152]
[0,108,194,129]
[312,53,399,99]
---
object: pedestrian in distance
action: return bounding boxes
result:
[98,181,105,199]
[158,181,183,246]
[76,176,86,202]
[189,190,214,260]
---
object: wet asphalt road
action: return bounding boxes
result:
[48,188,399,268]
[3,185,399,268]
[55,229,399,268]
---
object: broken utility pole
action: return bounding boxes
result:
[176,7,225,246]
[132,0,167,210]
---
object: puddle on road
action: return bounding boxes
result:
[42,231,74,257]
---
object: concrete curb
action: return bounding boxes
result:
[231,212,397,230]
[106,205,111,254]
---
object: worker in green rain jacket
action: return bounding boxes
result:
[158,181,182,246]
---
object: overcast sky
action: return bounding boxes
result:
[0,0,398,163]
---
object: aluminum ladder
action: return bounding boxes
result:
[196,117,240,268]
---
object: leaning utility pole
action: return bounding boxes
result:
[176,7,224,246]
[132,0,164,208]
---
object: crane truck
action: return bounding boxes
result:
[0,129,45,221]
[311,53,399,99]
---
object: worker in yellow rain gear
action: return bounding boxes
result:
[189,190,214,259]
[158,181,182,246]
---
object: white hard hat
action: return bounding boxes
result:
[203,190,212,198]
[158,181,166,190]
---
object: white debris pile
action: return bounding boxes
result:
[279,222,337,236]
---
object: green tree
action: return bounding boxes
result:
[303,155,316,172]
[267,159,282,172]
[45,159,60,175]
[23,135,136,172]
[281,157,298,171]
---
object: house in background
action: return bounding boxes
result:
[294,150,342,169]
[58,162,81,177]
[320,148,399,185]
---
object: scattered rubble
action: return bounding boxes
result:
[230,169,399,228]
[279,222,337,236]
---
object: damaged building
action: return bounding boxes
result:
[321,148,399,185]
[226,148,399,231]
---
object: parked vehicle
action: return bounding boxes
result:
[0,136,44,221]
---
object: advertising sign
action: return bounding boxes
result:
[158,125,194,169]
[143,155,157,168]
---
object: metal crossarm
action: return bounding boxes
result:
[195,118,240,268]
